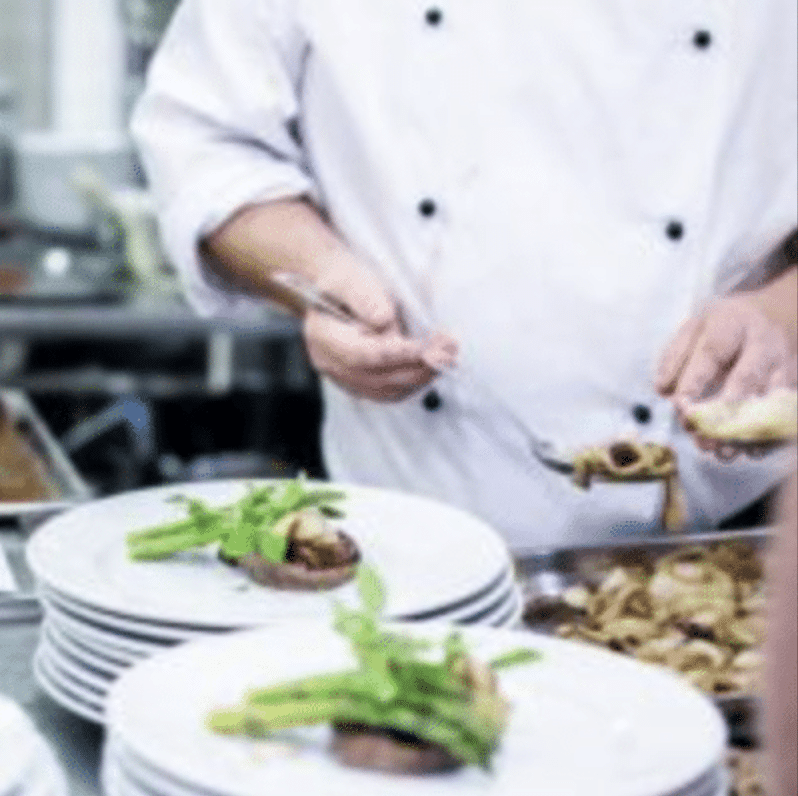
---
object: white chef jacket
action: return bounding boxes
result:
[132,0,797,551]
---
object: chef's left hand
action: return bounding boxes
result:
[655,285,797,456]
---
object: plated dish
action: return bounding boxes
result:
[29,478,521,724]
[102,614,728,796]
[209,567,539,775]
[127,479,360,591]
[28,478,514,627]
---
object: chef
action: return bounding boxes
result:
[131,0,797,551]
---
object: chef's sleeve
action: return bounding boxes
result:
[130,0,312,316]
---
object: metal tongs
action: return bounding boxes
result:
[271,271,576,474]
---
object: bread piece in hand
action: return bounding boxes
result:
[684,388,797,443]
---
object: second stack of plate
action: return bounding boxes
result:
[27,479,522,724]
[100,623,730,796]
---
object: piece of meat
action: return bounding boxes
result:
[331,723,462,775]
[227,530,360,591]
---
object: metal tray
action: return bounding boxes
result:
[515,527,770,745]
[0,389,92,523]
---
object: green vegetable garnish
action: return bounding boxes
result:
[207,567,542,771]
[125,477,346,564]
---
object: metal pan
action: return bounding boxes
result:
[0,389,92,524]
[515,527,769,745]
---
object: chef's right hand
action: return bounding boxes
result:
[302,254,458,402]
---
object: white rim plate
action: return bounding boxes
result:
[106,621,726,796]
[106,738,219,796]
[37,562,514,639]
[36,635,113,695]
[42,620,128,677]
[28,480,512,628]
[33,650,105,724]
[40,585,221,641]
[42,598,166,661]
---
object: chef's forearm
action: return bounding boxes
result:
[201,197,350,314]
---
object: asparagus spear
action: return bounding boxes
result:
[207,567,541,771]
[125,478,347,562]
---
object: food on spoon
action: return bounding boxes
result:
[126,478,359,591]
[532,542,766,698]
[208,567,541,775]
[571,440,677,488]
[684,387,798,443]
[570,440,687,532]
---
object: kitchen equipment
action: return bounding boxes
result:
[517,526,769,746]
[14,130,135,233]
[0,75,15,208]
[0,390,92,524]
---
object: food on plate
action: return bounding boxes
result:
[684,387,798,443]
[528,542,765,697]
[570,440,687,532]
[209,567,541,774]
[126,478,360,590]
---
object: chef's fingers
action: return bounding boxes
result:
[669,317,747,407]
[655,316,705,395]
[718,331,785,401]
[421,332,460,371]
[770,359,798,390]
[303,311,440,400]
[306,311,426,369]
[354,368,439,402]
[322,362,437,401]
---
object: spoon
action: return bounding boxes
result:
[272,271,576,475]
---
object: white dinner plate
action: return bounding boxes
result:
[39,589,520,727]
[28,480,512,628]
[486,593,522,628]
[105,621,726,796]
[42,598,165,661]
[38,562,514,640]
[36,635,113,696]
[105,743,728,796]
[33,649,105,724]
[42,620,127,678]
[106,738,219,796]
[39,584,223,641]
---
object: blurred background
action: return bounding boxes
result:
[0,0,325,501]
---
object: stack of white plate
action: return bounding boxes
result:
[26,480,521,724]
[100,622,729,796]
[0,694,68,796]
